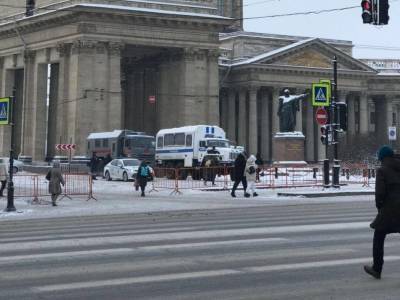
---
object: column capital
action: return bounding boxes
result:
[71,40,97,55]
[56,43,71,57]
[108,42,125,56]
[23,49,35,63]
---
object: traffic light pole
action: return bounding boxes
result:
[332,56,340,188]
[5,87,16,212]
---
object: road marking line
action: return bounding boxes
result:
[139,238,288,250]
[0,248,133,263]
[34,256,400,292]
[0,222,370,252]
[35,270,242,292]
[244,256,400,273]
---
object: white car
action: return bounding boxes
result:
[0,157,24,174]
[103,158,140,182]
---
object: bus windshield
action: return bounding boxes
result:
[127,136,155,148]
[206,139,229,148]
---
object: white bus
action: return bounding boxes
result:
[155,125,238,168]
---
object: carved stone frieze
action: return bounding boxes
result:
[77,23,97,34]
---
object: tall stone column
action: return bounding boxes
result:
[237,88,247,148]
[305,101,315,162]
[359,92,369,135]
[32,63,49,161]
[347,94,356,137]
[107,42,124,131]
[0,62,14,156]
[19,50,36,159]
[56,43,70,147]
[271,87,280,160]
[271,87,280,134]
[248,86,258,155]
[219,89,227,132]
[227,89,236,142]
[260,89,270,161]
[207,50,220,125]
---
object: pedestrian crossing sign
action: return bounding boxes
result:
[0,98,10,125]
[312,83,330,107]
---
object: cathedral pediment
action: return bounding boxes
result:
[270,48,333,69]
[229,38,376,73]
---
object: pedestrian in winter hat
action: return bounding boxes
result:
[364,145,400,279]
[377,145,394,162]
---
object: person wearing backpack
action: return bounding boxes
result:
[245,155,258,197]
[136,161,151,197]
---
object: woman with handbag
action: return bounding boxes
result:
[46,161,65,206]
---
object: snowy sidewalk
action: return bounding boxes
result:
[0,178,374,221]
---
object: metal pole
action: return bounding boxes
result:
[332,56,340,188]
[5,87,17,212]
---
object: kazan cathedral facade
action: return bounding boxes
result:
[0,0,398,162]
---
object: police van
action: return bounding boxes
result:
[155,125,238,168]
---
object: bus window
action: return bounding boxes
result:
[164,134,174,146]
[112,143,115,153]
[103,139,109,147]
[125,139,130,147]
[95,139,101,147]
[157,136,163,148]
[175,133,185,145]
[199,141,206,148]
[186,134,192,147]
[87,141,90,150]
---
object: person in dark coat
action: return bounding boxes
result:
[89,152,99,180]
[231,152,250,198]
[46,161,65,206]
[136,161,151,197]
[255,153,263,182]
[364,145,400,279]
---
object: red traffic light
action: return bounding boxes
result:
[361,0,373,23]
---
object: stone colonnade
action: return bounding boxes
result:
[0,41,221,161]
[220,86,397,162]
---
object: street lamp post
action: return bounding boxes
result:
[5,87,16,212]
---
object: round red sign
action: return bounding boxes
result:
[315,107,328,125]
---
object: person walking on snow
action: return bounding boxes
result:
[245,155,258,197]
[136,161,152,197]
[364,145,400,279]
[231,152,250,198]
[46,161,65,206]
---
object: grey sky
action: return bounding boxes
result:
[243,0,400,59]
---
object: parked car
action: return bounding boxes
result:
[0,157,24,173]
[103,158,140,182]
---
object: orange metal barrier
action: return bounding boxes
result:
[11,174,95,202]
[152,165,377,194]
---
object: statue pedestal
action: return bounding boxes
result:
[272,132,307,166]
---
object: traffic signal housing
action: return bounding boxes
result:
[320,125,332,145]
[25,0,35,17]
[361,0,373,23]
[378,0,389,25]
[336,102,348,132]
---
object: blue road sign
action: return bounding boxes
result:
[0,98,10,125]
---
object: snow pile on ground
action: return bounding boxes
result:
[0,178,374,221]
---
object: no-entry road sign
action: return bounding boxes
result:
[316,107,328,125]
